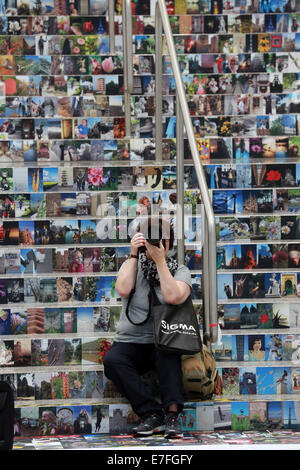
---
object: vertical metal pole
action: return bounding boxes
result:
[201,204,210,348]
[122,0,133,138]
[155,4,163,161]
[176,92,184,266]
[108,0,115,54]
[125,0,133,96]
[156,0,218,343]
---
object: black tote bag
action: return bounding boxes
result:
[149,282,202,355]
[125,269,202,355]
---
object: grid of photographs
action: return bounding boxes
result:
[0,214,299,246]
[2,333,300,369]
[0,337,113,368]
[9,400,300,438]
[0,270,298,309]
[1,362,300,404]
[0,0,300,428]
[0,305,121,335]
[218,301,300,329]
[10,401,300,440]
[0,275,121,306]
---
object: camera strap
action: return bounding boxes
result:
[125,261,152,326]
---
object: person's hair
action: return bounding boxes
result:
[250,336,264,350]
[138,215,174,250]
[72,250,82,260]
[138,196,150,205]
[92,248,100,258]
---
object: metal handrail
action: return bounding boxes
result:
[122,0,218,345]
[122,0,133,137]
[108,0,115,54]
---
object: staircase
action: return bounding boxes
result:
[0,0,300,436]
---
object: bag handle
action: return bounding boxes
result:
[125,262,152,326]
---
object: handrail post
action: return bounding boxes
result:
[201,204,211,348]
[156,0,218,344]
[122,0,133,137]
[108,0,115,54]
[176,91,184,266]
[122,0,218,343]
[155,4,163,161]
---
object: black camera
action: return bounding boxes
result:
[138,238,161,254]
[137,218,168,254]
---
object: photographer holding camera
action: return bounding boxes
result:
[103,216,192,439]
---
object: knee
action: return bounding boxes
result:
[103,348,118,372]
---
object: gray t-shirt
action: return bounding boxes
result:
[115,260,192,344]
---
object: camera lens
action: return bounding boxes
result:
[148,240,160,247]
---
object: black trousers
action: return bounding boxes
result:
[103,341,184,418]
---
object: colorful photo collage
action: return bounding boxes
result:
[188,240,300,271]
[10,402,300,442]
[150,90,300,121]
[217,215,300,241]
[0,246,129,275]
[2,0,109,16]
[206,163,300,189]
[0,337,112,367]
[0,28,300,57]
[202,215,300,243]
[2,84,300,120]
[215,365,300,399]
[2,0,300,17]
[1,73,300,101]
[0,217,178,246]
[1,135,300,165]
[10,403,300,442]
[0,305,121,335]
[215,242,300,270]
[1,51,300,78]
[0,274,205,307]
[1,187,298,230]
[218,301,299,330]
[0,166,178,193]
[0,301,297,337]
[135,13,300,35]
[213,192,300,216]
[214,399,300,432]
[213,333,300,362]
[217,271,300,300]
[0,162,300,192]
[0,275,120,306]
[0,271,297,306]
[0,116,299,151]
[3,374,300,432]
[12,402,132,438]
[0,190,177,220]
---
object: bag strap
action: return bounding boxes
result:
[125,262,152,326]
[148,280,161,306]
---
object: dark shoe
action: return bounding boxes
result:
[164,413,183,439]
[133,413,165,436]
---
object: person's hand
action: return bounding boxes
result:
[144,240,166,266]
[130,232,146,255]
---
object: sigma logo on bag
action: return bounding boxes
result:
[161,320,197,335]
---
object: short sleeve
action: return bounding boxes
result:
[174,264,192,289]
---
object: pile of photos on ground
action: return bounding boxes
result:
[12,430,300,449]
[0,0,300,435]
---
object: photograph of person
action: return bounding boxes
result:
[248,335,265,361]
